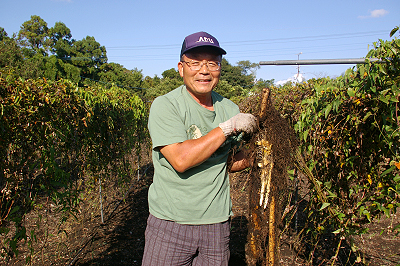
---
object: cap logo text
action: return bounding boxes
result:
[196,37,214,44]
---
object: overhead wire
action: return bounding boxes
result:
[222,30,387,46]
[105,30,388,63]
[106,30,387,51]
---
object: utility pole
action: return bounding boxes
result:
[296,52,302,82]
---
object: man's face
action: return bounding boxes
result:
[178,47,221,100]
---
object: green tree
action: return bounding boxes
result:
[17,15,49,53]
[0,27,8,41]
[145,77,183,100]
[220,58,256,89]
[49,21,73,57]
[69,36,107,82]
[162,68,182,80]
[213,79,244,103]
[0,29,23,69]
[43,55,80,83]
[19,53,46,79]
[255,78,274,88]
[252,78,275,94]
[143,75,161,89]
[99,62,144,90]
[237,60,260,76]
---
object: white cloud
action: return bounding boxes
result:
[276,74,305,86]
[358,9,388,19]
[371,9,388,18]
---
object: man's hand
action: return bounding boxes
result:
[219,113,258,137]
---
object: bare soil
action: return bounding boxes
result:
[2,163,400,266]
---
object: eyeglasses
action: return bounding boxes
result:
[181,60,221,72]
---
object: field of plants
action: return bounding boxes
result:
[1,23,399,265]
[270,35,400,264]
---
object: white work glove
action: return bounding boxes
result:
[219,113,258,137]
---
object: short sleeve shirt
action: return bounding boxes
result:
[147,85,240,224]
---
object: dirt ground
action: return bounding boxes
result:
[2,163,400,266]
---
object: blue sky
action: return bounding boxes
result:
[1,0,399,84]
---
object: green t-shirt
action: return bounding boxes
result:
[147,85,240,225]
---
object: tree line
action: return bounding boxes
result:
[0,15,274,102]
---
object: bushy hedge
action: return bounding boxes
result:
[272,36,400,263]
[0,69,148,261]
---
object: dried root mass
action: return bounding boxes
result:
[239,88,299,266]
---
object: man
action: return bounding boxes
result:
[142,31,257,266]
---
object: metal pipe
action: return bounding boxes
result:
[259,58,384,65]
[99,178,104,224]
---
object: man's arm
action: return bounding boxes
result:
[159,112,258,173]
[159,127,226,173]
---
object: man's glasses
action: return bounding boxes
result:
[181,60,221,72]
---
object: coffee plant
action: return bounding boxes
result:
[273,34,400,264]
[0,69,148,262]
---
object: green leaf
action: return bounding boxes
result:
[303,129,309,142]
[336,212,346,221]
[9,206,20,216]
[324,181,332,189]
[390,26,399,37]
[347,88,356,97]
[324,104,332,118]
[332,100,341,112]
[363,210,371,222]
[382,166,396,177]
[378,94,389,104]
[359,65,365,78]
[327,191,337,198]
[320,202,331,211]
[363,111,373,122]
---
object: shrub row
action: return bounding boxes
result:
[0,69,148,261]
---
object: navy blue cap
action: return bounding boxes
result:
[180,31,227,58]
